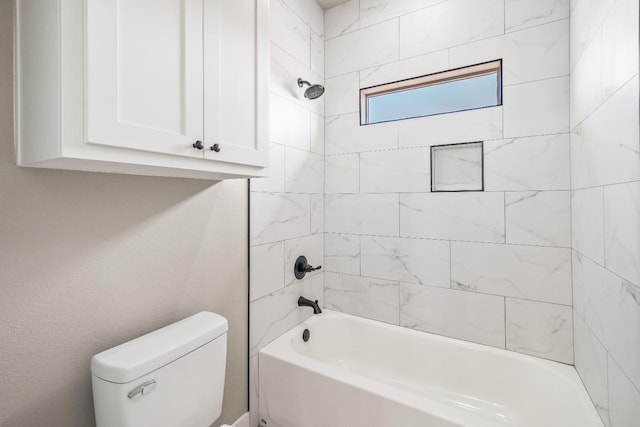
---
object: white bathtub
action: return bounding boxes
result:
[259,310,603,427]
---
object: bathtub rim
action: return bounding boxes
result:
[259,310,603,427]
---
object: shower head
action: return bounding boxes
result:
[298,78,325,100]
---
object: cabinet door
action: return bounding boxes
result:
[203,0,269,167]
[86,0,204,158]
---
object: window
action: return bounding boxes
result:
[360,60,502,125]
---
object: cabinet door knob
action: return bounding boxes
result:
[193,140,204,150]
[210,143,221,152]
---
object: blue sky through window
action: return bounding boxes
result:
[367,73,499,124]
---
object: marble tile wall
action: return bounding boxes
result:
[248,1,325,426]
[570,0,640,425]
[324,0,574,364]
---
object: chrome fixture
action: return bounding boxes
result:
[298,78,325,100]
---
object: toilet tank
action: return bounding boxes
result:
[91,312,228,427]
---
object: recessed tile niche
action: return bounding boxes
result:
[431,142,484,192]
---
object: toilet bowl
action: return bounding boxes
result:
[91,312,228,427]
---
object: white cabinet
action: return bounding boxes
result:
[16,0,269,180]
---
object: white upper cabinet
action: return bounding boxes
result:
[16,0,269,180]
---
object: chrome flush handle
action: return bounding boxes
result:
[127,379,157,400]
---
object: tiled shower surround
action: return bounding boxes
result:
[570,0,640,424]
[324,0,573,364]
[250,0,640,425]
[249,1,325,425]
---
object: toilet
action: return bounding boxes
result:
[91,312,228,427]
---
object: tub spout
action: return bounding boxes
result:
[298,296,322,314]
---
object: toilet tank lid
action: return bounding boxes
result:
[91,311,228,384]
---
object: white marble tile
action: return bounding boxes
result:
[505,191,571,247]
[601,0,639,97]
[249,355,260,427]
[574,314,610,423]
[505,0,570,32]
[505,20,569,85]
[325,73,360,116]
[284,148,324,194]
[310,31,325,79]
[431,142,483,192]
[503,77,570,138]
[361,236,450,287]
[250,274,323,356]
[398,107,503,149]
[359,0,446,28]
[270,0,311,66]
[310,194,324,235]
[570,30,604,129]
[583,259,640,391]
[604,182,640,287]
[608,356,640,427]
[447,34,504,78]
[250,242,285,302]
[326,194,399,236]
[310,112,324,156]
[284,234,324,287]
[325,233,360,275]
[571,77,640,189]
[399,0,504,59]
[250,143,285,193]
[569,0,615,69]
[269,94,311,151]
[270,43,324,115]
[572,250,588,318]
[325,272,400,324]
[451,242,572,305]
[281,0,324,37]
[484,133,571,191]
[324,0,359,40]
[250,193,310,245]
[506,299,573,363]
[325,154,359,194]
[326,113,398,154]
[360,148,430,193]
[326,19,399,78]
[572,187,605,265]
[360,49,449,88]
[449,20,569,87]
[400,283,506,348]
[400,192,505,243]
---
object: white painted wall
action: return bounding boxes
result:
[0,2,248,426]
[570,0,640,425]
[323,0,574,364]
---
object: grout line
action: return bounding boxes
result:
[325,17,570,79]
[317,231,574,250]
[324,0,448,43]
[572,246,640,290]
[504,297,507,349]
[503,191,507,243]
[448,241,453,289]
[605,348,611,424]
[397,192,401,237]
[358,234,362,276]
[601,186,606,269]
[570,72,639,132]
[270,39,323,82]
